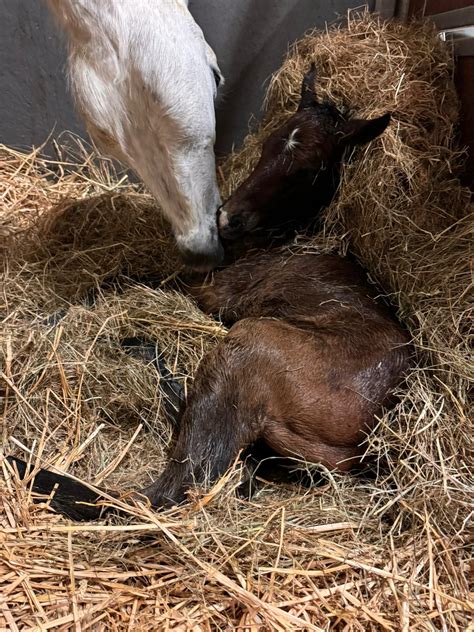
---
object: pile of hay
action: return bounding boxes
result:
[1,12,472,630]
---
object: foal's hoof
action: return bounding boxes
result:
[236,474,264,500]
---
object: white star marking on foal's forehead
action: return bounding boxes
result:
[284,127,300,152]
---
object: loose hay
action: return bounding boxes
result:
[0,142,181,309]
[1,11,473,630]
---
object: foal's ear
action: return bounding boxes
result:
[297,63,318,111]
[341,113,391,147]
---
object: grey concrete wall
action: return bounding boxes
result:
[0,0,373,157]
[190,0,374,155]
[0,0,84,152]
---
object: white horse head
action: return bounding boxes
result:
[48,0,224,268]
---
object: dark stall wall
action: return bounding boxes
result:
[0,0,372,157]
[407,0,474,188]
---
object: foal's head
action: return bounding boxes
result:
[218,65,391,240]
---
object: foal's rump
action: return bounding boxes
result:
[222,316,406,471]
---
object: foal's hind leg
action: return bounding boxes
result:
[139,316,334,507]
[138,336,264,507]
[236,440,323,500]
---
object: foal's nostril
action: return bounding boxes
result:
[218,209,247,240]
[229,215,243,229]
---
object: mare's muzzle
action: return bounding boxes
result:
[178,238,224,271]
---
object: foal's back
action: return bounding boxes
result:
[197,249,396,329]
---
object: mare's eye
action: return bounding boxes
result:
[212,68,221,89]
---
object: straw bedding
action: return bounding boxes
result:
[1,12,472,630]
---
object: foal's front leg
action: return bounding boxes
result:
[121,337,185,426]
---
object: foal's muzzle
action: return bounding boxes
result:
[217,205,243,238]
[218,206,256,241]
